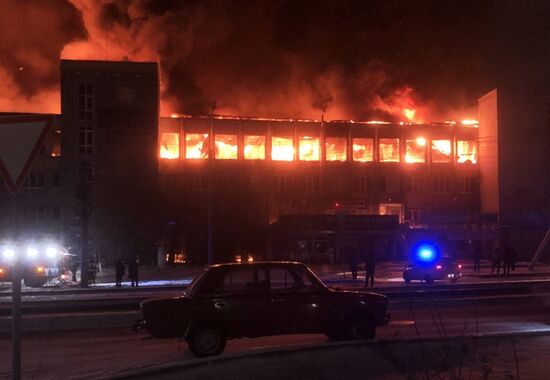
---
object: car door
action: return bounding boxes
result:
[284,265,330,333]
[267,265,329,334]
[210,266,273,338]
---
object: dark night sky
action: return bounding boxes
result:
[0,0,548,121]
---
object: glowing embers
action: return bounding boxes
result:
[215,134,238,159]
[160,132,180,159]
[379,138,400,162]
[244,135,266,160]
[405,138,426,163]
[456,140,477,164]
[185,133,209,159]
[432,140,451,163]
[299,136,320,161]
[326,137,347,161]
[271,136,294,161]
[352,138,374,162]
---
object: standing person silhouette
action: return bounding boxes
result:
[364,247,377,288]
[491,244,502,275]
[471,240,481,271]
[128,259,139,287]
[115,259,125,287]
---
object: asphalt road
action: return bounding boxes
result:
[1,298,549,380]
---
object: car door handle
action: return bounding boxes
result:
[214,301,227,309]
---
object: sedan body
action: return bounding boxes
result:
[140,261,390,356]
[403,258,462,283]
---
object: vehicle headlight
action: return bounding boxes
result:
[2,248,15,261]
[36,266,45,273]
[27,247,38,259]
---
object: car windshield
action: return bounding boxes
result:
[298,265,327,291]
[184,270,208,297]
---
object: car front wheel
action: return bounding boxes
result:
[333,315,375,340]
[187,326,226,357]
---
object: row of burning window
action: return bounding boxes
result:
[160,133,477,164]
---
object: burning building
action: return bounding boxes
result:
[158,114,482,263]
[5,58,547,265]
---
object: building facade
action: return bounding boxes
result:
[158,115,483,263]
[60,60,159,262]
[479,86,550,258]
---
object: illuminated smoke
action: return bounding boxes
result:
[0,0,85,113]
[0,0,489,121]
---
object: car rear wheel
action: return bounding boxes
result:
[187,326,226,357]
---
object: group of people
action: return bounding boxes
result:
[490,243,517,275]
[115,259,140,287]
[69,259,139,286]
[68,260,98,284]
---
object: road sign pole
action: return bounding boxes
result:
[11,264,21,380]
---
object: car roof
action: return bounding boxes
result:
[209,261,306,269]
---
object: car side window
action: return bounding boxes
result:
[216,268,254,295]
[215,267,268,295]
[269,267,300,292]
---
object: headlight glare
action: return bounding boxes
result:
[27,247,38,259]
[46,247,57,259]
[2,249,15,260]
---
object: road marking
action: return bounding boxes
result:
[389,320,415,326]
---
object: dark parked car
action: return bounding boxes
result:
[139,261,390,356]
[403,257,463,283]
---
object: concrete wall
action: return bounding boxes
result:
[478,89,499,215]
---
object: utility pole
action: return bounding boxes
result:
[207,102,216,265]
[76,161,93,287]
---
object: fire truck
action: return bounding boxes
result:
[0,242,64,287]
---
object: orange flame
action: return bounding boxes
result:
[271,136,294,161]
[404,108,416,121]
[244,135,266,160]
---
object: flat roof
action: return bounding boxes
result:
[61,59,158,74]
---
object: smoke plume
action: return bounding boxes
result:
[0,0,508,121]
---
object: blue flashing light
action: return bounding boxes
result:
[413,242,440,264]
[418,248,435,261]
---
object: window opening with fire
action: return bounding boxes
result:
[271,136,294,161]
[352,138,374,162]
[185,133,209,159]
[326,137,347,161]
[299,136,320,161]
[51,130,61,157]
[405,138,426,163]
[456,140,477,163]
[160,132,180,159]
[244,135,266,160]
[215,134,238,159]
[432,140,452,163]
[379,138,400,162]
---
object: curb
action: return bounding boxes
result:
[97,329,550,380]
